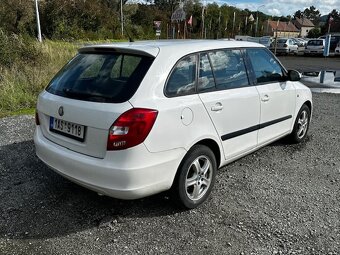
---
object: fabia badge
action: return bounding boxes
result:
[58,106,64,116]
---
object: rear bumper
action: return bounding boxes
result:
[34,127,186,199]
[275,48,289,53]
[304,49,323,54]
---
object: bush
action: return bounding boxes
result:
[0,32,78,116]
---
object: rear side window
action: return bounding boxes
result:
[247,48,284,84]
[46,53,154,103]
[165,55,197,97]
[208,49,249,90]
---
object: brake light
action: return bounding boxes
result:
[107,108,158,150]
[35,110,40,125]
[283,44,288,47]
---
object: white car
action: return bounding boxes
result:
[34,40,312,208]
[304,39,325,55]
[271,38,299,55]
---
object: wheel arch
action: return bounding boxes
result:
[193,139,222,169]
[304,100,312,113]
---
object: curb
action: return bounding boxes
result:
[310,88,340,94]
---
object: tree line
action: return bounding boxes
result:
[0,0,339,41]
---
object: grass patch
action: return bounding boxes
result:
[0,38,126,118]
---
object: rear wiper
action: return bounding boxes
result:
[63,88,89,98]
[62,88,113,101]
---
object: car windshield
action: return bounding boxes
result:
[46,52,154,103]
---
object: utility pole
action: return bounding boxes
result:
[232,11,235,38]
[35,0,42,42]
[120,0,124,37]
[256,5,265,37]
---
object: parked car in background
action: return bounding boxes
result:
[319,34,340,52]
[271,38,299,55]
[34,40,312,209]
[304,39,325,55]
[334,42,340,55]
[293,38,308,47]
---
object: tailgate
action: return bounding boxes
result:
[37,91,132,159]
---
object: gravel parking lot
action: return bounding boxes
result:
[0,92,339,255]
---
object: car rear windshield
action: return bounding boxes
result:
[307,40,323,46]
[277,39,287,43]
[46,52,154,103]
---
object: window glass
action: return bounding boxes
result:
[307,40,323,46]
[111,55,142,79]
[46,53,153,103]
[80,56,106,79]
[247,48,284,84]
[277,39,287,43]
[166,55,197,97]
[208,49,249,90]
[198,53,215,92]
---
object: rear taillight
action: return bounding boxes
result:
[107,108,158,150]
[283,44,288,47]
[35,110,40,125]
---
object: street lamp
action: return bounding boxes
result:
[255,4,265,37]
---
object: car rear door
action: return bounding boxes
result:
[198,49,260,160]
[246,48,296,146]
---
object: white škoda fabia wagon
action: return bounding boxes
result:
[34,40,312,208]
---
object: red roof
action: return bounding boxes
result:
[267,21,299,32]
[294,17,315,28]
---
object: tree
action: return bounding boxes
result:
[294,10,303,19]
[303,6,321,24]
[307,28,321,38]
[0,0,35,34]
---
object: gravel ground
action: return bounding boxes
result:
[0,93,339,255]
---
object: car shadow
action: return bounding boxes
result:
[0,140,184,240]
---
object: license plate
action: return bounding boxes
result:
[50,117,85,141]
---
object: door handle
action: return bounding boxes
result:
[211,103,223,111]
[261,94,270,102]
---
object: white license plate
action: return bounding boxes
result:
[49,117,85,141]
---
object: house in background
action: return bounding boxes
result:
[264,21,300,38]
[293,17,315,37]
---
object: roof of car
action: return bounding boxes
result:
[79,39,265,58]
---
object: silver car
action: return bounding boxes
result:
[271,38,299,55]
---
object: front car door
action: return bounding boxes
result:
[246,48,296,146]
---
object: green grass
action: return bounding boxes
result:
[0,39,125,118]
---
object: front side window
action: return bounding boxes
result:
[208,49,249,90]
[246,48,284,84]
[46,53,153,103]
[166,55,197,97]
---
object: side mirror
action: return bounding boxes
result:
[288,70,302,81]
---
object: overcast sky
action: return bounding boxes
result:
[212,0,339,17]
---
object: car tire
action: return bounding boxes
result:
[173,145,217,209]
[289,104,311,143]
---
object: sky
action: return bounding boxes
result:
[210,0,340,17]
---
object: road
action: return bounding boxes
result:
[0,59,340,254]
